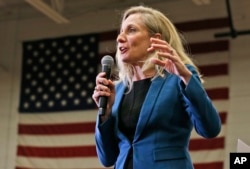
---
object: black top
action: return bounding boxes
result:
[119,78,152,169]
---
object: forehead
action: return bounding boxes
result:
[121,13,144,27]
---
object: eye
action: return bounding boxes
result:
[127,26,136,33]
[129,28,135,32]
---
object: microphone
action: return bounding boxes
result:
[98,55,114,116]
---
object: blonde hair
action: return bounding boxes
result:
[115,6,202,91]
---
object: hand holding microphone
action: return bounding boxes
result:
[92,55,114,116]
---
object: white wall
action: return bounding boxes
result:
[0,1,250,169]
[227,36,250,162]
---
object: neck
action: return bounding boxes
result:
[132,66,155,81]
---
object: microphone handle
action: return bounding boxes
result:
[98,64,111,116]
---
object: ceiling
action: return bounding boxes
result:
[0,0,180,23]
[1,0,249,37]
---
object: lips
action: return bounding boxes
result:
[119,46,128,54]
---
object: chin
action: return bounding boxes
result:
[121,59,129,64]
[120,56,129,62]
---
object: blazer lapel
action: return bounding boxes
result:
[112,82,126,114]
[111,83,129,140]
[133,75,167,142]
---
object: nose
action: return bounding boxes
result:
[116,32,126,43]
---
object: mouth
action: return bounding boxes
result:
[119,46,128,54]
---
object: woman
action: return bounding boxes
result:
[92,5,221,169]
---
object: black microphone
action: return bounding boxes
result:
[98,55,114,116]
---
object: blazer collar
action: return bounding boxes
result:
[112,72,169,143]
[133,74,167,142]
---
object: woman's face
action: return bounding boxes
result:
[117,13,151,65]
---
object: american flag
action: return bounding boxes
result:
[16,17,229,169]
[19,34,98,112]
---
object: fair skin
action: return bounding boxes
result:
[92,13,192,120]
[117,14,157,81]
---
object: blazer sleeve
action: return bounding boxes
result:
[95,115,119,167]
[180,65,221,138]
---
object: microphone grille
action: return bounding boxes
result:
[101,55,114,66]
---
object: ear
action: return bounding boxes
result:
[152,33,162,39]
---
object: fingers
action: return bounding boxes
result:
[150,58,165,67]
[157,50,178,62]
[92,86,110,106]
[148,38,181,74]
[150,57,175,70]
[92,72,114,106]
[96,72,109,85]
[92,87,110,104]
[150,44,175,57]
[148,38,176,62]
[94,85,111,95]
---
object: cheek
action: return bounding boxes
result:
[128,37,138,47]
[138,41,151,53]
[130,37,150,50]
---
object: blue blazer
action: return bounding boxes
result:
[95,65,221,169]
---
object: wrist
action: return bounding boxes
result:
[181,71,192,85]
